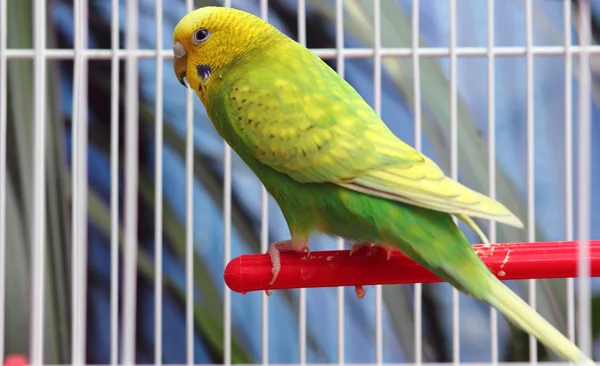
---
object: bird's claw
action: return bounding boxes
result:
[265,239,309,296]
[349,242,381,300]
[355,285,367,299]
[349,241,375,256]
[383,244,393,260]
[350,242,392,260]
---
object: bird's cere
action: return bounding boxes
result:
[173,41,187,58]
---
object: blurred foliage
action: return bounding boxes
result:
[4,0,71,362]
[593,295,600,338]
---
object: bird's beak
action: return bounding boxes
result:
[173,41,188,88]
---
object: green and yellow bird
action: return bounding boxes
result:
[173,6,593,364]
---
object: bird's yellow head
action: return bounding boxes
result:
[173,6,284,99]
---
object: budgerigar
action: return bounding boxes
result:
[172,6,594,363]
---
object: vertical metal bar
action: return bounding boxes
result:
[121,0,140,362]
[259,193,269,365]
[222,112,232,366]
[184,0,195,364]
[0,0,7,359]
[109,0,120,362]
[259,1,269,364]
[563,0,575,345]
[298,0,306,48]
[411,1,422,363]
[525,0,537,361]
[108,9,122,366]
[154,0,164,363]
[30,0,47,362]
[334,0,344,364]
[221,0,232,362]
[297,1,309,363]
[486,0,498,363]
[259,1,268,19]
[260,193,269,365]
[184,82,194,365]
[260,178,269,362]
[373,0,383,364]
[72,0,89,363]
[448,0,459,363]
[576,0,592,358]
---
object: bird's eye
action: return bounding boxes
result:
[192,28,210,45]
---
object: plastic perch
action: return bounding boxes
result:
[224,240,600,294]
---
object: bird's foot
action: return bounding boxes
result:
[265,239,309,296]
[349,241,375,256]
[349,242,375,300]
[350,241,392,260]
[355,285,367,300]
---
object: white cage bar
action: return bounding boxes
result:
[184,0,196,362]
[0,0,595,365]
[110,0,120,361]
[373,0,383,363]
[71,0,89,362]
[486,0,498,361]
[412,0,423,363]
[30,0,48,363]
[449,0,460,362]
[525,0,537,361]
[0,0,7,359]
[260,0,272,362]
[122,0,140,362]
[577,0,593,357]
[564,0,576,349]
[334,0,344,364]
[5,45,600,60]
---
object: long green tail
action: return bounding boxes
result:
[484,275,594,364]
[451,215,593,363]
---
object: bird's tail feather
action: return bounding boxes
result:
[454,213,490,245]
[484,275,594,364]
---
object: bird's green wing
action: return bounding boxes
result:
[222,53,522,228]
[222,56,417,183]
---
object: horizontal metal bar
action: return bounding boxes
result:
[4,45,600,60]
[225,240,600,294]
[0,356,591,366]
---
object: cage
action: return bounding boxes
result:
[0,0,598,365]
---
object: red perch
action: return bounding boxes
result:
[224,240,600,294]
